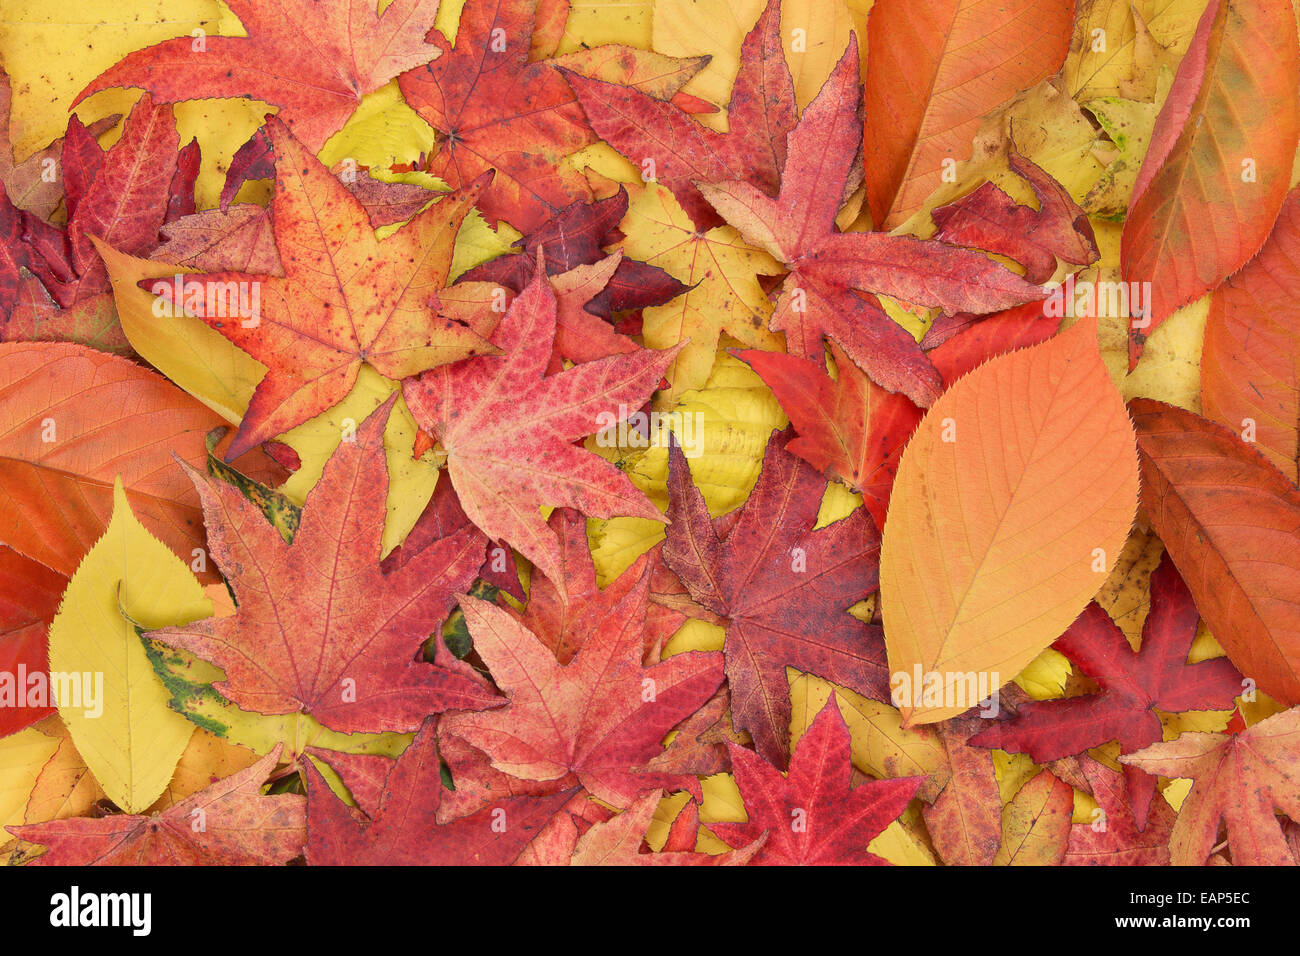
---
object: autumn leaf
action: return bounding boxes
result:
[567,790,763,865]
[664,430,888,766]
[1120,706,1300,865]
[442,576,725,808]
[0,341,275,580]
[1201,185,1300,483]
[993,769,1074,866]
[862,0,1075,228]
[8,746,305,865]
[1121,0,1300,362]
[402,262,676,591]
[0,548,66,736]
[880,316,1138,725]
[146,117,494,459]
[712,697,923,865]
[304,718,574,866]
[1131,398,1300,707]
[565,0,795,229]
[971,554,1242,829]
[150,398,502,734]
[698,40,1046,406]
[1063,757,1175,866]
[75,0,445,150]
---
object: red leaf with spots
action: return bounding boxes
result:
[441,570,725,808]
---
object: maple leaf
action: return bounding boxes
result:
[513,507,681,664]
[442,571,726,808]
[1121,706,1300,865]
[397,0,707,231]
[149,117,495,459]
[971,554,1242,829]
[74,0,444,150]
[1063,757,1175,866]
[712,698,923,865]
[15,94,182,310]
[150,398,502,734]
[8,747,305,865]
[697,40,1045,407]
[663,430,889,766]
[401,262,676,592]
[738,300,1059,528]
[563,0,796,229]
[304,718,575,865]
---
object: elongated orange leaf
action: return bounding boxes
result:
[0,342,274,580]
[862,0,1074,228]
[1121,0,1300,362]
[1131,398,1300,706]
[1201,186,1300,484]
[880,316,1138,725]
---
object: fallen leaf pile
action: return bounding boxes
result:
[1,0,1298,867]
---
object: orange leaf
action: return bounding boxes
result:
[1131,397,1300,706]
[862,0,1074,228]
[1121,0,1300,362]
[1201,186,1300,483]
[880,316,1138,725]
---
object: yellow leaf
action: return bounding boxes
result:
[47,478,208,812]
[881,316,1139,724]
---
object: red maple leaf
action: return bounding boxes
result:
[17,96,183,310]
[696,41,1046,407]
[9,747,304,865]
[1063,757,1175,866]
[663,430,889,767]
[150,398,502,734]
[970,554,1242,829]
[712,698,922,865]
[563,0,796,229]
[401,261,676,592]
[304,718,575,865]
[75,0,445,149]
[441,568,725,807]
